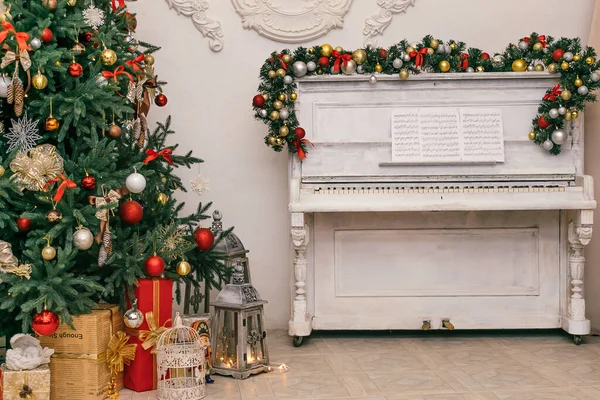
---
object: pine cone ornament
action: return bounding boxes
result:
[98,228,112,267]
[138,114,147,150]
[13,77,24,117]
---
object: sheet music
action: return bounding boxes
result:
[391,107,504,164]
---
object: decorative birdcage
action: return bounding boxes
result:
[156,312,206,400]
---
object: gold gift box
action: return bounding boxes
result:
[0,364,50,400]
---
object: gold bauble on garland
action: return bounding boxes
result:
[279,125,289,136]
[534,64,544,72]
[273,100,283,110]
[157,193,168,206]
[375,64,383,73]
[276,68,286,77]
[275,137,283,146]
[352,49,367,65]
[268,70,276,79]
[511,59,527,72]
[528,131,536,140]
[307,47,314,54]
[427,47,434,55]
[573,54,582,62]
[282,54,292,64]
[67,0,76,5]
[586,57,595,65]
[533,42,543,51]
[144,54,155,65]
[476,65,485,72]
[176,260,191,276]
[571,110,579,119]
[439,60,451,72]
[320,44,333,57]
[565,111,573,121]
[267,136,277,146]
[406,46,415,54]
[278,93,286,101]
[547,63,558,73]
[334,46,343,53]
[561,89,572,101]
[269,110,279,121]
[561,61,570,70]
[430,39,439,49]
[290,92,298,101]
[399,70,409,80]
[574,77,583,87]
[450,43,457,50]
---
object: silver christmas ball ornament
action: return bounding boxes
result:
[392,58,403,69]
[591,71,600,82]
[542,139,554,151]
[123,300,144,329]
[292,61,308,78]
[283,75,293,85]
[125,171,146,193]
[31,38,42,49]
[558,106,567,115]
[330,66,340,74]
[341,59,357,75]
[279,108,290,120]
[527,65,534,71]
[563,52,573,62]
[369,75,377,85]
[548,108,559,119]
[518,41,529,50]
[96,73,108,88]
[436,45,445,54]
[402,53,411,62]
[124,35,138,51]
[356,65,365,74]
[73,227,94,250]
[444,44,452,54]
[258,109,268,118]
[551,129,568,145]
[492,54,505,68]
[306,61,317,72]
[466,67,475,73]
[0,75,12,98]
[578,85,589,96]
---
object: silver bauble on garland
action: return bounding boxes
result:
[306,61,317,72]
[548,108,559,119]
[578,85,589,95]
[341,60,357,75]
[123,299,144,329]
[392,58,403,69]
[292,61,308,77]
[542,140,554,151]
[551,129,568,145]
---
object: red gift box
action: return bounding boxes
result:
[124,278,173,392]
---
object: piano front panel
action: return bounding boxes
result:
[312,210,561,330]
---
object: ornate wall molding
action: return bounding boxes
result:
[231,0,353,44]
[165,0,224,52]
[363,0,416,47]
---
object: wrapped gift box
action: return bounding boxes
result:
[124,278,173,392]
[0,364,50,400]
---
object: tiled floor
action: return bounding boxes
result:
[120,329,600,400]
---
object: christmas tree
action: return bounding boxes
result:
[0,0,231,338]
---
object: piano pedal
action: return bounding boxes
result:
[421,320,431,331]
[442,319,454,330]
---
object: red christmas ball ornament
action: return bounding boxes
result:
[537,116,551,129]
[81,175,96,190]
[294,127,306,140]
[17,217,32,232]
[144,253,165,277]
[194,228,215,251]
[80,32,93,43]
[481,52,490,60]
[318,56,330,67]
[552,49,565,62]
[119,200,143,225]
[41,28,53,43]
[154,93,168,107]
[68,61,83,77]
[379,48,387,59]
[126,12,138,30]
[32,308,60,336]
[252,94,265,108]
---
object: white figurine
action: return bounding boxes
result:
[5,334,54,370]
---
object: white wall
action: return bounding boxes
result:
[130,0,595,329]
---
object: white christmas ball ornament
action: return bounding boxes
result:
[258,109,268,118]
[279,108,289,120]
[466,67,475,73]
[73,227,94,250]
[31,38,42,49]
[341,59,357,75]
[527,65,534,71]
[0,75,12,98]
[548,108,559,119]
[444,44,452,54]
[518,41,529,50]
[591,71,600,82]
[96,74,108,88]
[356,65,365,74]
[392,58,403,69]
[126,171,146,193]
[402,53,411,62]
[292,61,308,77]
[542,139,554,151]
[551,129,568,145]
[283,75,293,85]
[369,75,377,85]
[563,52,573,62]
[578,85,589,96]
[558,106,567,115]
[306,61,317,72]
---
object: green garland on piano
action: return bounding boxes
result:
[253,32,600,158]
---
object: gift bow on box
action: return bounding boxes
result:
[2,369,50,400]
[136,311,171,353]
[106,331,137,375]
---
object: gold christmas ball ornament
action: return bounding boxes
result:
[273,100,283,110]
[450,43,457,50]
[565,111,573,121]
[157,193,168,206]
[0,165,4,177]
[511,59,527,72]
[42,0,58,10]
[278,93,286,101]
[32,72,48,90]
[439,60,451,72]
[275,137,283,146]
[108,124,121,139]
[308,47,314,54]
[55,60,61,67]
[528,131,536,140]
[144,54,155,65]
[67,0,76,5]
[176,260,191,276]
[320,44,333,57]
[406,46,415,54]
[476,65,485,72]
[574,77,583,87]
[290,92,298,101]
[46,209,62,223]
[334,46,343,53]
[267,70,276,79]
[267,136,277,146]
[72,42,85,55]
[533,42,543,51]
[42,245,56,260]
[45,117,60,132]
[269,110,279,121]
[561,61,570,70]
[279,125,289,136]
[547,63,558,73]
[573,54,582,62]
[276,68,286,77]
[282,54,292,64]
[352,49,367,65]
[561,89,572,101]
[586,57,595,65]
[399,69,409,80]
[262,94,269,100]
[100,48,117,66]
[571,110,579,119]
[430,39,440,49]
[427,47,434,55]
[375,64,383,73]
[534,64,545,72]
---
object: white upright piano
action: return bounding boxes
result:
[287,73,596,346]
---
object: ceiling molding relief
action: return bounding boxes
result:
[363,0,416,47]
[165,0,224,52]
[231,0,353,43]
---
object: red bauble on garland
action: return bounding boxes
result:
[194,228,215,250]
[81,175,96,190]
[155,93,168,107]
[379,49,387,59]
[552,49,565,62]
[17,217,31,232]
[144,253,165,277]
[318,56,330,67]
[68,61,83,77]
[481,52,490,60]
[537,116,551,129]
[119,200,143,225]
[32,308,60,336]
[252,95,265,108]
[41,28,53,43]
[294,127,306,140]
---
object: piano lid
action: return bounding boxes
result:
[293,73,580,183]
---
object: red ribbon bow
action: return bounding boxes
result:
[126,54,145,71]
[409,48,428,69]
[332,50,353,72]
[112,0,125,11]
[277,54,288,70]
[0,22,30,51]
[44,174,77,202]
[102,65,134,83]
[144,148,174,165]
[293,139,313,160]
[543,84,562,102]
[459,53,469,70]
[538,35,547,48]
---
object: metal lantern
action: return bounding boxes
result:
[211,261,269,379]
[184,210,249,314]
[157,312,206,400]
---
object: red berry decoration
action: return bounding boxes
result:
[17,217,32,232]
[154,93,168,107]
[194,227,215,250]
[119,200,143,225]
[81,175,96,190]
[68,61,83,77]
[41,28,53,43]
[552,49,565,62]
[32,308,60,336]
[537,116,551,129]
[481,52,490,60]
[144,253,165,277]
[80,32,93,43]
[252,94,265,108]
[379,49,387,59]
[294,127,306,140]
[318,56,330,67]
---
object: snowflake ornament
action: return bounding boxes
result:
[190,175,210,194]
[83,3,105,30]
[3,112,41,153]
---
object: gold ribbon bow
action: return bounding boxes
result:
[10,144,64,191]
[106,331,137,376]
[0,239,18,269]
[1,49,30,71]
[138,311,171,353]
[92,189,122,221]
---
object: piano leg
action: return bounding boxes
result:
[564,216,594,345]
[289,212,312,346]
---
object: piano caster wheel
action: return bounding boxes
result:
[442,319,455,330]
[293,336,304,347]
[573,335,583,346]
[422,320,431,331]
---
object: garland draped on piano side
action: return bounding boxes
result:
[253,33,600,158]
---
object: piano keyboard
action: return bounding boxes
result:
[311,185,566,195]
